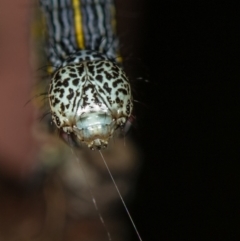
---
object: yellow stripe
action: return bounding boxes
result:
[72,0,85,49]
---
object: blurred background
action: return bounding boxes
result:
[0,0,239,241]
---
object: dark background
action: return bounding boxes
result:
[130,1,239,241]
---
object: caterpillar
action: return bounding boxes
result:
[40,0,133,150]
[38,1,142,241]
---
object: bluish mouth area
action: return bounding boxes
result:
[73,111,116,149]
[76,112,112,129]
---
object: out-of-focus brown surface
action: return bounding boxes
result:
[0,137,139,241]
[0,0,39,178]
[0,176,122,241]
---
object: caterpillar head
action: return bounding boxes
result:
[49,59,133,150]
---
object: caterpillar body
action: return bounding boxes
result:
[40,0,133,149]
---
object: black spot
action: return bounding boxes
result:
[96,75,103,82]
[55,81,62,88]
[111,65,119,72]
[103,83,112,94]
[61,69,66,74]
[53,88,60,93]
[54,98,60,105]
[105,71,112,80]
[72,93,78,111]
[54,71,61,80]
[107,96,112,105]
[69,73,78,78]
[82,95,89,106]
[98,88,105,94]
[112,71,119,78]
[59,89,64,98]
[83,84,94,93]
[118,88,128,95]
[66,104,70,109]
[67,88,74,100]
[113,79,122,88]
[73,78,79,86]
[63,78,70,87]
[77,65,85,74]
[60,103,65,112]
[87,64,94,74]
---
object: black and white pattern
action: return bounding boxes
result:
[40,0,133,149]
[40,0,119,71]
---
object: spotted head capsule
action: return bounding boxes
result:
[48,59,133,150]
